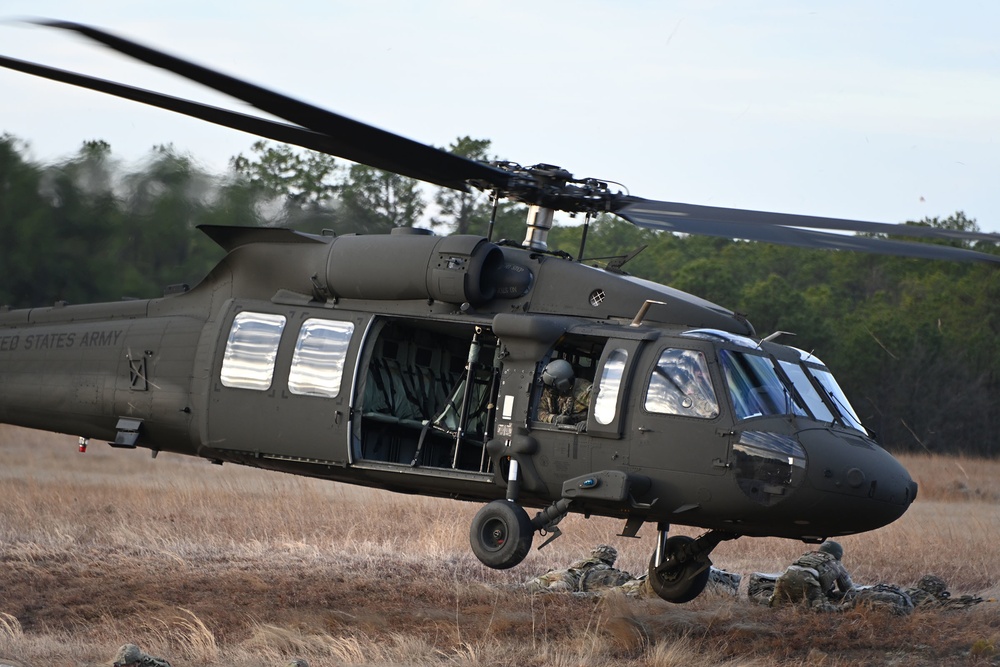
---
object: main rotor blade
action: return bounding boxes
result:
[0,54,389,163]
[616,198,1000,244]
[27,19,513,192]
[618,199,1000,264]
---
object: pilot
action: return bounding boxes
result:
[537,358,592,425]
[768,540,855,611]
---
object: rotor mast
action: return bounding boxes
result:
[522,206,555,251]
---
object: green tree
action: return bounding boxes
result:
[431,137,496,235]
[116,144,222,296]
[44,140,122,302]
[0,134,51,307]
[229,140,341,233]
[338,164,425,233]
[0,137,125,306]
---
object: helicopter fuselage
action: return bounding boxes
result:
[0,226,916,554]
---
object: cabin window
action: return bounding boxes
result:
[594,348,628,425]
[288,319,355,398]
[644,348,719,419]
[220,312,287,391]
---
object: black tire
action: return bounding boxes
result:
[647,535,711,603]
[469,500,533,569]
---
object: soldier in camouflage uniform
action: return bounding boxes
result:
[111,644,172,667]
[842,574,986,614]
[747,571,779,604]
[619,566,741,598]
[844,583,915,615]
[524,545,633,593]
[753,570,986,613]
[768,541,854,611]
[537,359,592,425]
[907,574,949,607]
[905,574,985,610]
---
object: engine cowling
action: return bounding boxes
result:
[322,232,505,306]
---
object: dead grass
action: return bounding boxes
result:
[0,425,997,666]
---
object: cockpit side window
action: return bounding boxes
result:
[534,337,601,427]
[594,348,628,425]
[644,348,719,419]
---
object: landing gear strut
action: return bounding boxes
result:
[647,526,738,603]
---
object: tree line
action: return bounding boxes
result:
[2,134,998,457]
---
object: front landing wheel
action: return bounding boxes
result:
[647,535,711,603]
[470,500,533,569]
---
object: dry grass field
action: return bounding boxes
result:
[0,424,998,666]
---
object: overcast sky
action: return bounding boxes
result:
[2,1,998,234]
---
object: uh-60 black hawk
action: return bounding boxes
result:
[3,20,999,604]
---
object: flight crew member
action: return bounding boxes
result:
[537,358,592,425]
[768,540,855,611]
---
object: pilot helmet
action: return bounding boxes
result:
[541,359,574,394]
[590,544,618,566]
[818,540,844,561]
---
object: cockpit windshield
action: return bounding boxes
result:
[682,330,866,432]
[778,360,835,423]
[810,367,866,432]
[794,349,867,433]
[718,349,807,420]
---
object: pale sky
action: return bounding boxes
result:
[2,1,998,233]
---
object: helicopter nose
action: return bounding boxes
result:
[798,428,917,532]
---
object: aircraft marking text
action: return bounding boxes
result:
[0,330,123,352]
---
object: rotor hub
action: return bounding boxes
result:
[473,162,624,214]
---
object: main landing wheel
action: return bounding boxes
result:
[469,500,533,569]
[647,535,711,604]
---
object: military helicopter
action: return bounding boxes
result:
[2,20,999,604]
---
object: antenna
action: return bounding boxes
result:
[760,331,795,345]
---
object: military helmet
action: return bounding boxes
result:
[113,644,142,667]
[541,359,574,394]
[818,540,844,561]
[916,574,948,598]
[590,544,618,566]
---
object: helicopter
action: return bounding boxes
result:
[2,20,999,605]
